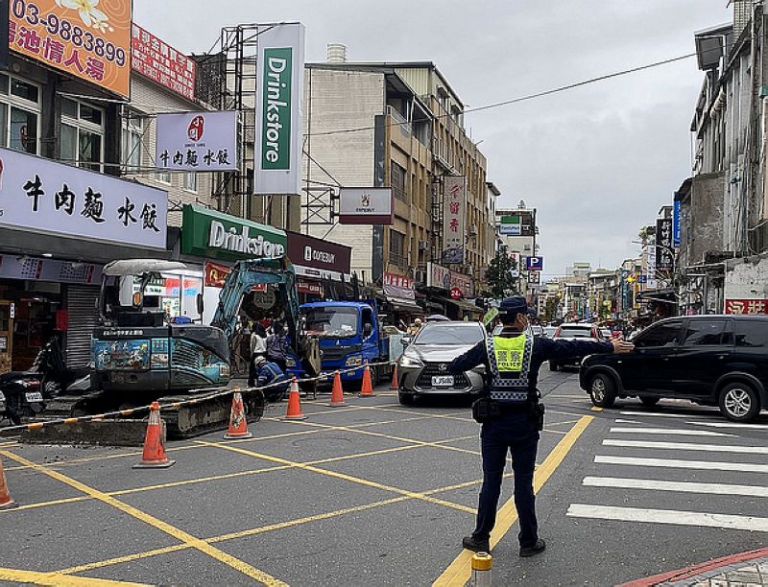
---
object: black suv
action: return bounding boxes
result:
[580,315,768,422]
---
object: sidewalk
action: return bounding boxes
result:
[620,548,768,586]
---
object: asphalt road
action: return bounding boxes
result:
[1,370,767,586]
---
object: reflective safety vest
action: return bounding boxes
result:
[485,333,534,403]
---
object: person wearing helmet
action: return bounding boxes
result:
[450,296,633,557]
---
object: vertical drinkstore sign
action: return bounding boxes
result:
[254,23,305,196]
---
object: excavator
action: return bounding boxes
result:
[47,257,320,437]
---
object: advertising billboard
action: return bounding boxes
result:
[10,0,132,97]
[156,111,238,172]
[497,211,535,237]
[131,23,196,101]
[338,187,393,225]
[253,22,305,196]
[0,147,166,249]
[655,218,674,275]
[287,231,351,280]
[442,175,466,264]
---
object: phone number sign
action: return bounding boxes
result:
[10,0,132,98]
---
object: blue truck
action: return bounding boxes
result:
[287,301,392,386]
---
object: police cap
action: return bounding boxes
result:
[499,296,529,317]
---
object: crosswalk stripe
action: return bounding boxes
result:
[618,411,718,419]
[608,427,732,437]
[567,504,768,532]
[603,439,768,454]
[689,421,768,430]
[582,476,768,497]
[595,455,768,473]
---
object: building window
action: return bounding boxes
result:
[121,113,144,171]
[156,170,171,184]
[391,162,408,202]
[389,230,407,268]
[184,172,197,193]
[61,98,105,171]
[0,73,41,154]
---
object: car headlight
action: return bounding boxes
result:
[345,355,363,367]
[471,365,486,375]
[399,354,423,368]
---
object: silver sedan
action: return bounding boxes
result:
[397,321,486,405]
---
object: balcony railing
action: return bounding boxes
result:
[388,252,408,269]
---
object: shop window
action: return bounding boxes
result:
[156,170,172,184]
[389,230,407,268]
[121,113,144,170]
[0,73,40,154]
[184,172,198,193]
[61,98,105,172]
[391,162,408,202]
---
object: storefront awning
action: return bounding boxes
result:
[435,296,483,314]
[386,296,422,312]
[636,288,678,305]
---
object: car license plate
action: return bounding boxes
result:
[431,375,454,387]
[25,392,44,403]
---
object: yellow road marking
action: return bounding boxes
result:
[56,473,513,577]
[198,440,476,515]
[0,450,288,587]
[545,418,581,428]
[591,406,604,413]
[432,415,594,587]
[0,567,150,586]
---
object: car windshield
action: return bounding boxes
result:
[414,324,484,346]
[559,327,594,338]
[303,307,358,338]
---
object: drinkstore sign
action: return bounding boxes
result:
[10,0,132,98]
[181,205,287,262]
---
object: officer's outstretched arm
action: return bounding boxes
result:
[449,341,487,373]
[544,338,615,361]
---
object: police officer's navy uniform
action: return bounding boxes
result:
[451,299,613,555]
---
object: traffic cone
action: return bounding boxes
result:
[390,363,399,391]
[329,371,347,408]
[133,402,175,469]
[225,391,252,439]
[284,378,307,420]
[359,363,376,398]
[0,457,16,510]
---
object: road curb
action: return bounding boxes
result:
[618,547,768,586]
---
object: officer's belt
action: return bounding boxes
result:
[494,401,535,414]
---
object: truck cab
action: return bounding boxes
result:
[289,301,388,383]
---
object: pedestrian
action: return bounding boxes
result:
[450,296,634,557]
[252,355,291,402]
[248,323,268,387]
[266,320,289,372]
[407,318,423,337]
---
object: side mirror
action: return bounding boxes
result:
[197,293,204,316]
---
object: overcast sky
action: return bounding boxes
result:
[136,0,731,278]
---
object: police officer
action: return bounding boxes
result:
[451,296,633,557]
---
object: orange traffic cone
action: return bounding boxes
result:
[359,363,376,398]
[284,378,307,420]
[390,363,399,391]
[0,457,16,510]
[133,402,175,469]
[225,391,253,439]
[329,371,347,408]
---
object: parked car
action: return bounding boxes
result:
[397,321,486,405]
[531,325,544,337]
[580,315,768,422]
[543,326,557,338]
[549,323,604,371]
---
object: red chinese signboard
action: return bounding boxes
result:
[450,287,463,300]
[204,262,230,288]
[383,272,415,302]
[724,299,768,315]
[297,281,324,297]
[10,0,132,98]
[131,23,196,101]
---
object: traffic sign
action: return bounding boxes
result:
[525,256,544,271]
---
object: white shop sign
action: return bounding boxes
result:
[0,148,167,249]
[156,111,238,172]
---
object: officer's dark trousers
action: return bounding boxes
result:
[473,412,540,547]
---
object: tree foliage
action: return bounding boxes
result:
[485,245,519,300]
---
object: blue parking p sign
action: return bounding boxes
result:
[525,256,544,271]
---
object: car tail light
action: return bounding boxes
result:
[22,380,41,391]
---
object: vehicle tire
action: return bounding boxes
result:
[718,382,761,422]
[589,373,617,408]
[549,361,559,372]
[640,396,660,408]
[398,392,415,406]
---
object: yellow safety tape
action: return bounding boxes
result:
[432,415,594,587]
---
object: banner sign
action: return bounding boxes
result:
[383,272,415,302]
[10,0,132,98]
[0,147,167,249]
[253,22,305,196]
[450,272,474,299]
[497,211,534,237]
[338,187,393,225]
[724,299,768,315]
[181,205,286,262]
[509,251,520,278]
[297,281,323,297]
[0,254,102,284]
[426,262,475,297]
[442,176,467,264]
[655,218,674,275]
[204,261,231,288]
[673,201,682,248]
[156,111,238,172]
[131,24,196,101]
[287,231,351,277]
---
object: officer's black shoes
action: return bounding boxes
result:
[519,538,546,557]
[462,535,490,553]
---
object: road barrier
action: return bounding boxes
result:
[0,456,15,509]
[224,392,252,439]
[329,372,347,408]
[390,363,399,391]
[359,363,376,398]
[283,378,308,421]
[133,402,175,469]
[0,361,394,437]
